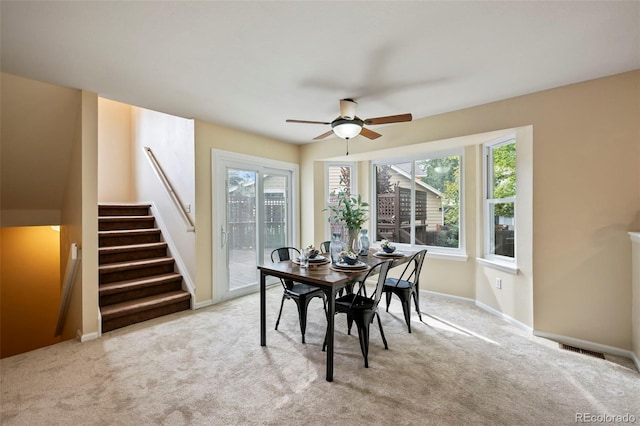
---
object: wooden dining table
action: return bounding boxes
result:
[258,248,410,382]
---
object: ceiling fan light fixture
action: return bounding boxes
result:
[331,118,363,139]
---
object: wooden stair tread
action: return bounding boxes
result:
[99,273,182,295]
[99,242,168,254]
[98,203,191,332]
[101,291,190,319]
[99,228,161,236]
[99,203,152,208]
[99,257,174,273]
[99,215,155,220]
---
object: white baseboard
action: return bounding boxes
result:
[423,289,533,333]
[422,289,475,304]
[475,300,533,333]
[533,330,639,372]
[194,299,214,309]
[77,330,99,342]
[148,202,196,299]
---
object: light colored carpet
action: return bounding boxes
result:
[1,286,638,425]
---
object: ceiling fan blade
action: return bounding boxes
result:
[364,113,413,125]
[360,127,382,140]
[313,129,335,140]
[286,119,331,125]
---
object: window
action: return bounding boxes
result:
[326,163,355,238]
[373,151,462,252]
[484,136,516,260]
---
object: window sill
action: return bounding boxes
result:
[426,251,468,262]
[476,258,519,275]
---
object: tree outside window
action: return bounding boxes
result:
[485,138,516,259]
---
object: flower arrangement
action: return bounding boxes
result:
[339,250,359,265]
[326,191,369,232]
[380,239,396,253]
[326,191,369,251]
[305,244,319,259]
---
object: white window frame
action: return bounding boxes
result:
[482,135,517,265]
[371,148,465,259]
[325,161,356,239]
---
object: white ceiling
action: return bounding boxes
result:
[2,1,639,144]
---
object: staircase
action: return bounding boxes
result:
[98,204,191,333]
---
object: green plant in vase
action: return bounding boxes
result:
[326,191,369,253]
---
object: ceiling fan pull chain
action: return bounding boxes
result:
[346,139,349,156]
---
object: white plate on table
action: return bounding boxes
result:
[333,260,368,270]
[296,255,327,263]
[373,251,404,258]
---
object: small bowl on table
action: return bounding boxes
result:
[307,249,319,259]
[340,251,359,265]
[382,245,396,254]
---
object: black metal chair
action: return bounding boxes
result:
[383,249,427,333]
[320,241,331,254]
[323,260,393,368]
[271,247,326,344]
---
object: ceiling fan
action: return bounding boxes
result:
[286,98,412,141]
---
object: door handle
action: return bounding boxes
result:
[221,226,228,249]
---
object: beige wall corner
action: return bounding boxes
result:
[98,98,133,202]
[629,233,640,369]
[81,90,99,339]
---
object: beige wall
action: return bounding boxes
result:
[60,91,99,341]
[0,73,80,227]
[80,91,99,340]
[302,71,639,350]
[131,107,196,288]
[630,233,640,368]
[193,120,299,305]
[98,98,133,202]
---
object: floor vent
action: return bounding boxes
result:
[559,343,605,359]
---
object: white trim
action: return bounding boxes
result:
[476,257,519,275]
[533,330,639,371]
[77,330,99,342]
[426,251,468,262]
[424,290,532,333]
[211,149,299,304]
[628,232,640,244]
[483,135,517,261]
[194,299,214,309]
[423,289,475,304]
[324,161,356,240]
[475,300,532,332]
[147,201,196,307]
[370,149,465,255]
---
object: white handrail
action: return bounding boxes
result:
[54,243,81,337]
[144,146,195,232]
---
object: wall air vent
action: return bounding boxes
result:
[559,343,605,359]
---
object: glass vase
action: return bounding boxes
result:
[329,232,343,264]
[358,229,370,255]
[348,229,359,253]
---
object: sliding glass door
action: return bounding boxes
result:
[213,151,297,302]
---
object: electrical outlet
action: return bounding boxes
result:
[495,277,502,289]
[185,203,191,213]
